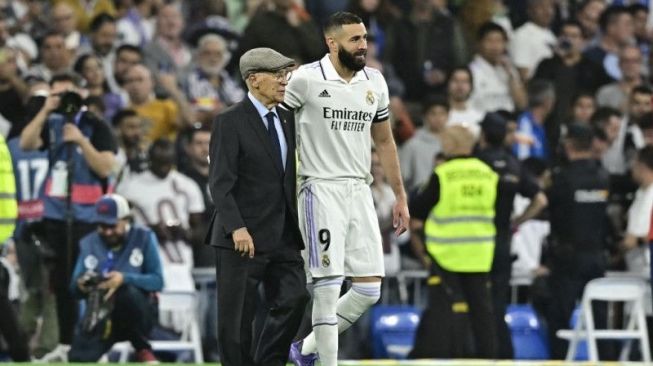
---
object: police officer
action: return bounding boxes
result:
[68,194,163,362]
[409,125,499,359]
[544,123,611,359]
[476,113,548,359]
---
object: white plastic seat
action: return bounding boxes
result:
[556,277,651,362]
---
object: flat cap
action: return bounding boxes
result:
[239,47,295,80]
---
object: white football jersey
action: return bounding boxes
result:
[284,54,390,183]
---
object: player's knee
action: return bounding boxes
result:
[351,282,381,308]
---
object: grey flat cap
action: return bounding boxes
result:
[239,47,295,80]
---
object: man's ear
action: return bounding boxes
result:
[325,35,337,53]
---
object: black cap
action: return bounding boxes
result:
[566,122,594,150]
[480,112,507,146]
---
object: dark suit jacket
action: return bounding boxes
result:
[205,96,304,252]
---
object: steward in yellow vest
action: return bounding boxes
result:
[409,125,499,359]
[0,134,17,244]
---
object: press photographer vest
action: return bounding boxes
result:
[424,158,498,273]
[43,112,111,222]
[78,225,152,276]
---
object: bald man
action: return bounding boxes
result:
[124,64,180,141]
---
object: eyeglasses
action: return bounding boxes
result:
[254,69,292,81]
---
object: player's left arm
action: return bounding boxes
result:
[371,120,409,235]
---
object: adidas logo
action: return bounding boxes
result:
[318,89,331,98]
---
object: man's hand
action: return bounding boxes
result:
[392,198,410,236]
[233,227,255,258]
[158,72,180,94]
[621,234,639,251]
[43,93,61,113]
[62,123,85,145]
[99,271,124,300]
[77,276,93,293]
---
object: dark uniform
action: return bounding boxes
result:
[545,158,610,359]
[476,146,541,359]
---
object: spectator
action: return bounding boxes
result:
[143,4,193,74]
[629,4,650,71]
[636,112,653,146]
[534,20,611,129]
[237,0,325,65]
[116,139,204,293]
[399,97,447,195]
[50,3,84,52]
[446,66,484,136]
[625,86,653,151]
[458,0,513,55]
[73,54,123,122]
[87,13,117,60]
[593,107,629,175]
[510,0,556,80]
[68,194,162,363]
[384,0,466,101]
[621,146,653,275]
[52,0,116,33]
[468,22,527,113]
[596,45,646,112]
[19,73,117,362]
[0,15,38,69]
[576,0,606,43]
[513,80,556,161]
[583,5,634,81]
[29,32,73,82]
[544,123,611,359]
[112,109,149,185]
[123,64,181,142]
[107,44,142,98]
[0,47,29,138]
[178,125,213,267]
[180,33,244,118]
[116,0,157,47]
[569,92,596,124]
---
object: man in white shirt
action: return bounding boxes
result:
[622,146,653,275]
[447,66,484,137]
[284,12,409,366]
[510,0,556,80]
[469,22,527,114]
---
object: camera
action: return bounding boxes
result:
[56,91,84,120]
[80,271,104,288]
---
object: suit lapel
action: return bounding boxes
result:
[243,99,282,175]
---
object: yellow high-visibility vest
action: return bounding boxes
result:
[0,135,17,244]
[425,158,498,273]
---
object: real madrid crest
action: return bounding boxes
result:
[130,248,144,267]
[322,254,330,268]
[366,90,375,105]
[84,255,98,270]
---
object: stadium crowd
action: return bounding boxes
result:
[0,0,652,362]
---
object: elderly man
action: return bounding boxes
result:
[181,34,244,117]
[206,48,309,366]
[68,194,163,362]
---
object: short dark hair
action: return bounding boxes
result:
[112,109,139,127]
[521,157,548,179]
[559,19,583,34]
[481,112,507,147]
[149,138,174,156]
[628,3,648,17]
[637,146,653,170]
[590,106,622,127]
[50,72,81,87]
[73,53,98,75]
[632,85,653,97]
[637,112,653,131]
[89,13,116,33]
[116,44,142,58]
[324,12,362,34]
[477,22,507,41]
[447,66,474,91]
[189,122,212,140]
[422,95,449,114]
[599,5,629,33]
[495,109,517,123]
[566,122,594,151]
[38,31,65,48]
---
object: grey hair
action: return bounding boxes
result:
[196,33,231,67]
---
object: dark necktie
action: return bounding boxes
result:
[265,112,283,169]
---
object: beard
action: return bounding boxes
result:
[338,45,366,72]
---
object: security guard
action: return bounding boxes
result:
[0,134,17,243]
[409,125,499,359]
[544,123,611,359]
[476,113,548,359]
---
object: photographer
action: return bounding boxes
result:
[18,72,116,362]
[68,194,163,362]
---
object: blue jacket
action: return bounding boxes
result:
[71,224,164,297]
